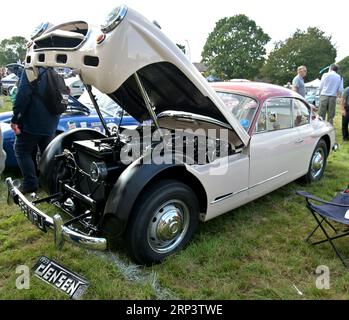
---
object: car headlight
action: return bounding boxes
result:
[90,161,108,182]
[30,22,51,40]
[101,5,128,33]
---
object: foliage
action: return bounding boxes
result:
[202,14,270,80]
[0,36,27,66]
[338,56,349,88]
[261,28,337,85]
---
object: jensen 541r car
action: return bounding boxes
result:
[7,5,337,264]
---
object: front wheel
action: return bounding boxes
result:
[125,180,199,265]
[303,139,328,183]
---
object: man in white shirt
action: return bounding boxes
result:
[319,64,344,125]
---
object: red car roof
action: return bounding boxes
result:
[211,81,303,103]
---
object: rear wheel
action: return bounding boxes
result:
[125,180,199,265]
[303,139,328,183]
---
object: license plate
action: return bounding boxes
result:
[18,197,47,232]
[33,256,89,299]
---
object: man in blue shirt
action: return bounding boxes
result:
[11,67,59,194]
[292,66,307,97]
[319,64,344,125]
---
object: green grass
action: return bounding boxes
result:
[0,96,13,112]
[1,96,349,300]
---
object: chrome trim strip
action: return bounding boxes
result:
[210,171,288,204]
[250,171,288,189]
[211,187,248,204]
[34,21,91,52]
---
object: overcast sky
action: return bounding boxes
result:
[0,0,347,63]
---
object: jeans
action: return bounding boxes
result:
[319,96,337,125]
[14,132,53,191]
[343,110,349,140]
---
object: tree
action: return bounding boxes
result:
[0,36,27,66]
[261,28,337,85]
[201,14,270,80]
[338,56,349,88]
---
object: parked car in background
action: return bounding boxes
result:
[55,67,72,78]
[0,92,139,168]
[206,75,221,82]
[229,79,251,82]
[305,89,320,108]
[5,63,24,78]
[0,63,24,95]
[65,76,85,98]
[1,73,19,96]
[7,5,338,265]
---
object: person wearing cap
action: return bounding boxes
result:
[319,64,344,125]
[292,66,307,97]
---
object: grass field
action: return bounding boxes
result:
[1,95,349,300]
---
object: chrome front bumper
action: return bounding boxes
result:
[6,177,107,251]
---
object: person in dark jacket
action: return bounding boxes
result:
[0,125,6,174]
[10,67,59,194]
[342,86,349,141]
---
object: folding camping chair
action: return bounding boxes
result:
[297,188,349,268]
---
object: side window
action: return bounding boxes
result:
[255,104,267,133]
[293,99,310,127]
[265,98,293,131]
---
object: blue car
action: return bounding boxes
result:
[0,92,139,168]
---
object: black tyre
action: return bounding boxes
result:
[303,139,328,183]
[125,179,199,265]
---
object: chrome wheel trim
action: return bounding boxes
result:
[310,148,325,179]
[147,200,190,254]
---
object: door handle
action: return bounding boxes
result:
[295,139,304,144]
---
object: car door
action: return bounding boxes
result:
[248,97,301,200]
[195,92,258,220]
[189,150,250,221]
[292,98,314,176]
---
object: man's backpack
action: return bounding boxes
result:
[34,68,70,115]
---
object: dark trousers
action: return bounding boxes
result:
[343,111,349,141]
[14,132,53,190]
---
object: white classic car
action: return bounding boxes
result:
[7,5,337,264]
